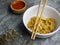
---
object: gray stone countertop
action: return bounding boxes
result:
[0,0,60,45]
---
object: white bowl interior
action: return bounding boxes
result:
[23,5,60,35]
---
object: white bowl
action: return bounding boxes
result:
[23,5,60,38]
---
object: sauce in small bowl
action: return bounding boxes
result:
[10,0,27,14]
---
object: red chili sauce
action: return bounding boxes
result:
[12,1,25,10]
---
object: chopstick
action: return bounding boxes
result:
[31,0,43,40]
[31,0,48,40]
[33,0,48,40]
[40,0,48,18]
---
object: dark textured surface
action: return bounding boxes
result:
[0,0,60,45]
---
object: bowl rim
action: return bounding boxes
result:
[23,5,60,36]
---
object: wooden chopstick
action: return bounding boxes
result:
[40,0,48,18]
[31,0,48,40]
[33,0,48,40]
[31,0,43,40]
